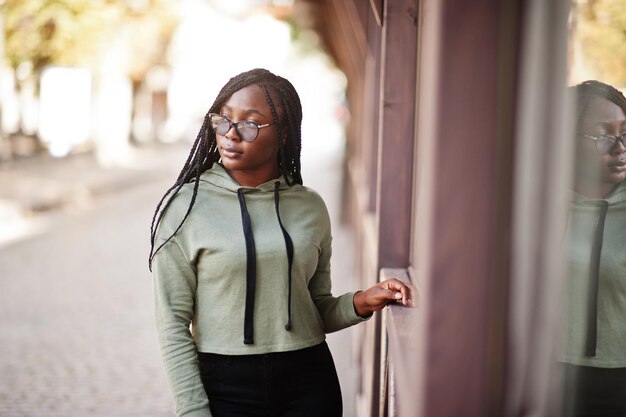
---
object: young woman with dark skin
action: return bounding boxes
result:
[150,69,412,417]
[562,80,626,417]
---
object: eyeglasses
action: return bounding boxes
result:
[583,132,626,155]
[208,113,272,142]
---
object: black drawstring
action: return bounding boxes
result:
[584,200,609,357]
[236,183,295,345]
[274,182,294,331]
[237,189,256,345]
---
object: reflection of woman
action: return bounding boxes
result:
[563,80,626,416]
[148,68,411,417]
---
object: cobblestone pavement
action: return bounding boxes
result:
[0,145,186,417]
[0,144,358,417]
[0,182,178,417]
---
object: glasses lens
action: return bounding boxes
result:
[596,135,615,155]
[211,115,230,135]
[237,121,259,142]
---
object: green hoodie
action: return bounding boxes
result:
[152,164,367,417]
[562,180,626,367]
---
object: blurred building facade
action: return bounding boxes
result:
[293,0,573,416]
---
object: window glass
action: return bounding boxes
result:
[561,2,626,415]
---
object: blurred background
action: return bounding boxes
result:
[0,0,625,416]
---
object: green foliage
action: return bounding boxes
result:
[3,0,112,71]
[575,0,626,85]
[122,1,179,82]
[1,0,179,79]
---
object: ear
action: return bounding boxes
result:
[280,126,288,145]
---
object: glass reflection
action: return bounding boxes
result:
[562,80,626,417]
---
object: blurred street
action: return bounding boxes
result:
[0,143,358,417]
[0,144,187,417]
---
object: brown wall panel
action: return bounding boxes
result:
[376,0,419,267]
[411,0,520,415]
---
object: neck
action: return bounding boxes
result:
[574,178,617,199]
[225,166,280,187]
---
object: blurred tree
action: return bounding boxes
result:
[573,0,626,85]
[3,0,112,73]
[1,0,178,147]
[122,0,179,84]
[1,0,178,81]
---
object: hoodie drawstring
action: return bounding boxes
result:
[236,182,295,345]
[584,199,609,357]
[274,182,294,331]
[237,189,257,345]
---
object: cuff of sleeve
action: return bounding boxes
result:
[344,291,372,323]
[180,406,212,417]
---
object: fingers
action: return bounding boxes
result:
[356,278,415,316]
[380,288,403,302]
[380,278,412,306]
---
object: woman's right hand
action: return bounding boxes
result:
[353,278,414,318]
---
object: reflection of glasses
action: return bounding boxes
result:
[584,132,626,155]
[209,113,272,142]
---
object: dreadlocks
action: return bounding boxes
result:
[573,80,626,133]
[148,68,303,269]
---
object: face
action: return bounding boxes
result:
[215,85,281,186]
[576,96,626,190]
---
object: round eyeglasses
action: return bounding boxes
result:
[208,113,272,142]
[584,131,626,155]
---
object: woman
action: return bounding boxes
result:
[149,68,412,417]
[562,80,626,416]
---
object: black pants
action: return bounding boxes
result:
[563,364,626,417]
[198,341,342,417]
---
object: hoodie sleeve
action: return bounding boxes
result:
[308,237,371,333]
[152,237,212,417]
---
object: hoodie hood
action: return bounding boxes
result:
[198,163,292,193]
[571,180,626,205]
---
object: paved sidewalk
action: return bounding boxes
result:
[0,144,189,417]
[0,144,186,248]
[0,144,187,210]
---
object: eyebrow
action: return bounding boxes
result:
[589,120,626,130]
[222,105,266,117]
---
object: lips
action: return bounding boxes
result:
[608,159,626,172]
[221,146,243,158]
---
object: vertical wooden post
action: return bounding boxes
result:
[372,1,419,416]
[376,0,419,277]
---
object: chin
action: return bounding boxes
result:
[220,159,243,170]
[604,173,626,186]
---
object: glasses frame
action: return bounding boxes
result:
[583,132,626,155]
[208,113,272,142]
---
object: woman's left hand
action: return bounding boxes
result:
[353,278,413,318]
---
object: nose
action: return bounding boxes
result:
[225,123,242,141]
[612,138,626,155]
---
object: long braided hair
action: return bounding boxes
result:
[573,80,626,133]
[148,68,303,269]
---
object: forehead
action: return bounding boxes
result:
[580,96,626,131]
[222,85,270,113]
